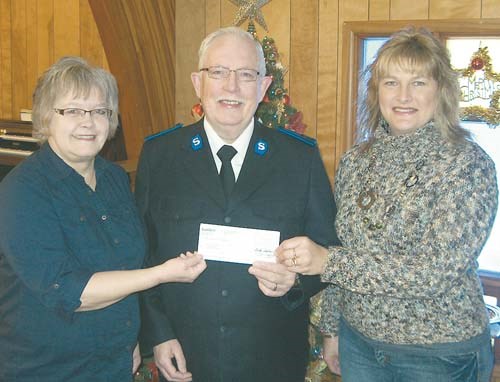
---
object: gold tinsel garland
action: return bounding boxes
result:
[456,47,500,127]
[459,90,500,127]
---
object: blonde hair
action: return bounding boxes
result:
[32,56,119,142]
[357,27,470,148]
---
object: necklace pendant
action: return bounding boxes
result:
[357,189,376,210]
[405,174,419,188]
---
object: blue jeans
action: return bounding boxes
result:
[338,317,493,382]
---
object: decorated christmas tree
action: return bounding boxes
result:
[256,33,306,133]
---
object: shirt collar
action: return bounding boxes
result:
[38,142,110,181]
[203,118,254,168]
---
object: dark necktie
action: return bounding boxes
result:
[217,145,237,198]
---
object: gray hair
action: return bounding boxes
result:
[32,56,119,142]
[357,26,470,148]
[198,26,266,76]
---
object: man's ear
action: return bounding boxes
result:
[257,76,273,102]
[191,72,202,99]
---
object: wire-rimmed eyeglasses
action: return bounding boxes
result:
[200,66,260,82]
[54,108,112,121]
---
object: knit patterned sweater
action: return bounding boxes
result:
[319,122,498,344]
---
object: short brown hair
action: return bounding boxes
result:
[32,56,119,142]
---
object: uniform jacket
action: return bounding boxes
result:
[135,119,338,382]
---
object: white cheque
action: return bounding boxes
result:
[197,223,280,264]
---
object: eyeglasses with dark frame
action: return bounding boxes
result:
[200,66,260,82]
[54,108,113,120]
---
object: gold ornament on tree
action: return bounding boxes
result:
[276,99,285,124]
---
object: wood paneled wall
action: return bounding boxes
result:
[0,0,108,120]
[1,0,499,178]
[0,0,176,161]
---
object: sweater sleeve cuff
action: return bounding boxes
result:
[320,246,342,283]
[317,285,341,336]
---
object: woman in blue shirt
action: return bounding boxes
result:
[0,57,206,381]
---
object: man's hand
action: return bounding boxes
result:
[248,261,296,297]
[153,339,192,382]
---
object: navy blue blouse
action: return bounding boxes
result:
[0,143,145,381]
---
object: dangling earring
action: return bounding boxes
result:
[380,117,389,132]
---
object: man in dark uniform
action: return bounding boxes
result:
[136,26,338,382]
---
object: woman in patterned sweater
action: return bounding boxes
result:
[277,27,498,382]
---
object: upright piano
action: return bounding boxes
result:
[1,121,39,165]
[0,120,39,180]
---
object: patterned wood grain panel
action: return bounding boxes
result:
[54,0,80,59]
[429,0,481,19]
[36,0,54,76]
[482,0,500,18]
[80,0,107,69]
[391,0,429,20]
[369,0,390,20]
[316,0,339,184]
[157,0,176,125]
[0,0,12,119]
[290,0,318,137]
[11,0,28,117]
[26,0,37,102]
[175,0,205,125]
[205,0,221,35]
[0,0,109,122]
[341,0,369,21]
